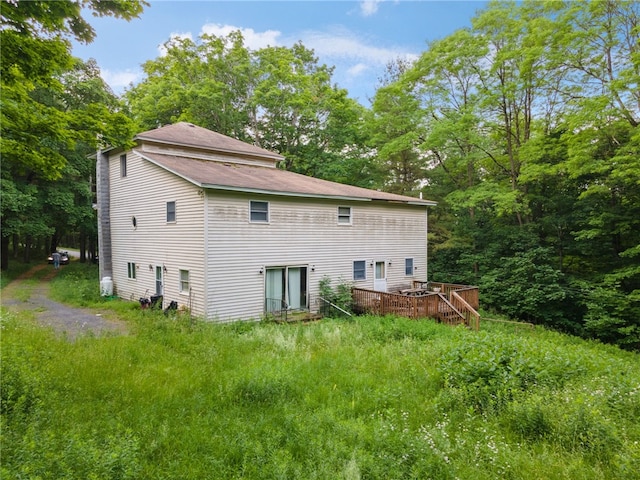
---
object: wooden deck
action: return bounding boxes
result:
[352,281,480,330]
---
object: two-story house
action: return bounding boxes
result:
[96,122,436,321]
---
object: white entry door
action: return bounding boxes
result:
[155,266,163,295]
[374,261,387,292]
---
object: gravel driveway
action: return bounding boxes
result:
[2,264,127,340]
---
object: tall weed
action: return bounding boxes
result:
[2,296,639,479]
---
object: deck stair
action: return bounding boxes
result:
[351,282,480,330]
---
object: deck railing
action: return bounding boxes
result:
[412,281,479,311]
[450,290,480,331]
[352,281,480,330]
[265,297,288,322]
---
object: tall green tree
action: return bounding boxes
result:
[1,0,146,269]
[126,31,253,140]
[367,60,426,195]
[550,0,640,348]
[126,32,370,182]
[397,0,639,346]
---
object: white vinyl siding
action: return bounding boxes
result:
[205,193,427,321]
[109,151,206,317]
[109,148,428,323]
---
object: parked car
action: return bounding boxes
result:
[47,251,70,265]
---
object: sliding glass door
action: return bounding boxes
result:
[265,266,308,313]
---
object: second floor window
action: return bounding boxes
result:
[167,201,176,222]
[120,154,127,177]
[250,201,269,223]
[338,206,352,224]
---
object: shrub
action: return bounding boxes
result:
[318,275,353,316]
[438,332,586,414]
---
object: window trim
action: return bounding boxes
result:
[337,206,352,225]
[120,154,127,177]
[166,201,176,223]
[250,200,269,223]
[353,260,367,281]
[405,257,414,276]
[127,262,136,279]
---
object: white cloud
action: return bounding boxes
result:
[347,63,369,77]
[360,0,383,17]
[200,23,281,50]
[300,28,418,66]
[101,69,142,92]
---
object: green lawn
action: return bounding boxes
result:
[2,263,639,479]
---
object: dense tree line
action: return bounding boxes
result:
[398,0,639,349]
[1,0,637,349]
[1,0,146,266]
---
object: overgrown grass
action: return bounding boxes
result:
[2,263,639,479]
[0,259,41,289]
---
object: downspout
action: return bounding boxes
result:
[421,192,429,283]
[425,205,429,283]
[96,149,113,282]
[203,189,209,319]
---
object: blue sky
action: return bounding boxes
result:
[72,0,487,105]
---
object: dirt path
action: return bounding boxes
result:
[2,264,128,340]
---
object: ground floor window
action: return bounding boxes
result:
[127,262,136,279]
[353,260,366,280]
[179,269,189,293]
[405,258,414,276]
[265,266,308,313]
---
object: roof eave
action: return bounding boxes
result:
[202,183,434,205]
[201,183,372,202]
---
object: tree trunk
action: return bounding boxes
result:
[1,235,9,270]
[79,234,87,263]
[23,235,32,263]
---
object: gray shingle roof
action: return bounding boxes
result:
[135,122,284,162]
[138,151,435,205]
[134,122,435,206]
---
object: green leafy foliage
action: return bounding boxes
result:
[318,275,354,317]
[126,32,370,183]
[409,0,640,349]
